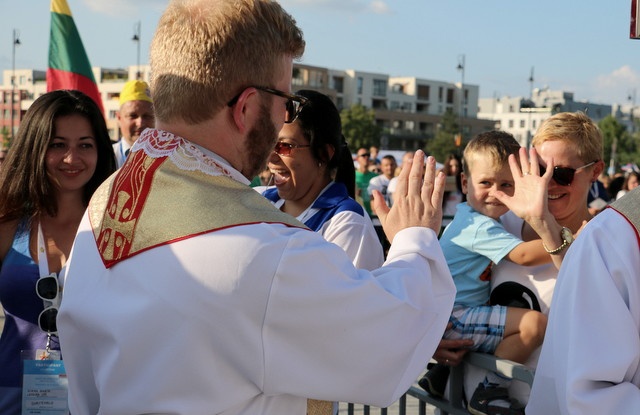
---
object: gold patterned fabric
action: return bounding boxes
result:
[611,187,640,237]
[88,133,306,268]
[306,399,333,415]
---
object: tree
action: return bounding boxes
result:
[598,115,639,171]
[340,104,381,150]
[1,127,10,149]
[427,109,463,163]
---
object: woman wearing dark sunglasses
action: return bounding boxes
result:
[0,90,116,413]
[459,111,605,407]
[260,90,384,271]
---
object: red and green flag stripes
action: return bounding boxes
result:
[47,0,104,113]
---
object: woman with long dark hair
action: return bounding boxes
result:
[0,90,116,413]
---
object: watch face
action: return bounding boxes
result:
[561,227,574,244]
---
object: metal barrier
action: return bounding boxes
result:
[342,353,535,415]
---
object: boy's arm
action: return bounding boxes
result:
[506,239,552,266]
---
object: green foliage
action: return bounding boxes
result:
[340,104,382,150]
[427,109,464,162]
[0,127,10,149]
[598,115,640,170]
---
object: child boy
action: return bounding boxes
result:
[422,131,551,415]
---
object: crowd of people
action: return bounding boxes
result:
[0,1,639,414]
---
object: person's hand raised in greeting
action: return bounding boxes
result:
[491,147,555,227]
[371,150,446,242]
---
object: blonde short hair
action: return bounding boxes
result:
[532,112,603,163]
[150,0,305,123]
[462,130,521,177]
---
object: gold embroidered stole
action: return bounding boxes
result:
[307,399,333,415]
[89,148,305,267]
[610,187,640,241]
[89,137,330,412]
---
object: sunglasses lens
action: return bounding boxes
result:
[287,101,295,122]
[285,100,301,124]
[553,168,574,186]
[539,164,574,186]
[39,307,58,333]
[275,142,292,157]
[37,277,58,301]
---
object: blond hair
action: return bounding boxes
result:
[150,0,305,123]
[462,130,521,177]
[532,112,603,163]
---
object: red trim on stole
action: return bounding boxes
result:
[608,205,640,248]
[96,149,165,268]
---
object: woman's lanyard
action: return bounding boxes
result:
[589,182,599,199]
[37,223,51,282]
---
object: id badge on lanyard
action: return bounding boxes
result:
[21,223,69,415]
[21,350,68,415]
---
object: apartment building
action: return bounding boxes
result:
[3,62,493,151]
[478,87,614,147]
[295,64,494,150]
[0,66,150,145]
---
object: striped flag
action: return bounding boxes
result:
[47,0,104,113]
[632,0,640,39]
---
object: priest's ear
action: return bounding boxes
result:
[228,87,261,134]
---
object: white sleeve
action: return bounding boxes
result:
[528,209,640,414]
[367,175,383,196]
[318,209,384,270]
[262,227,455,407]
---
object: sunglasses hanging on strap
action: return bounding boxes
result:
[36,223,62,351]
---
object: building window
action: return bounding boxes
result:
[417,85,430,100]
[392,83,404,93]
[333,76,344,93]
[438,86,443,102]
[417,103,429,113]
[464,89,469,105]
[292,67,304,86]
[446,88,455,104]
[372,99,387,109]
[508,120,514,128]
[390,101,400,110]
[520,119,525,128]
[357,77,363,94]
[373,79,387,97]
[532,120,537,128]
[308,70,324,88]
[403,103,412,112]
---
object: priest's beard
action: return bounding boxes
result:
[243,104,278,179]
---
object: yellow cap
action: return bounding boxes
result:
[119,80,152,106]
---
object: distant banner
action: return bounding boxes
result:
[632,0,640,39]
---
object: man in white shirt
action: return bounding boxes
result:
[57,2,456,414]
[112,79,155,167]
[368,154,397,207]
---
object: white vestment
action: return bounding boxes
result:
[58,129,456,415]
[527,207,640,414]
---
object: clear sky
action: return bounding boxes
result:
[1,0,639,105]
